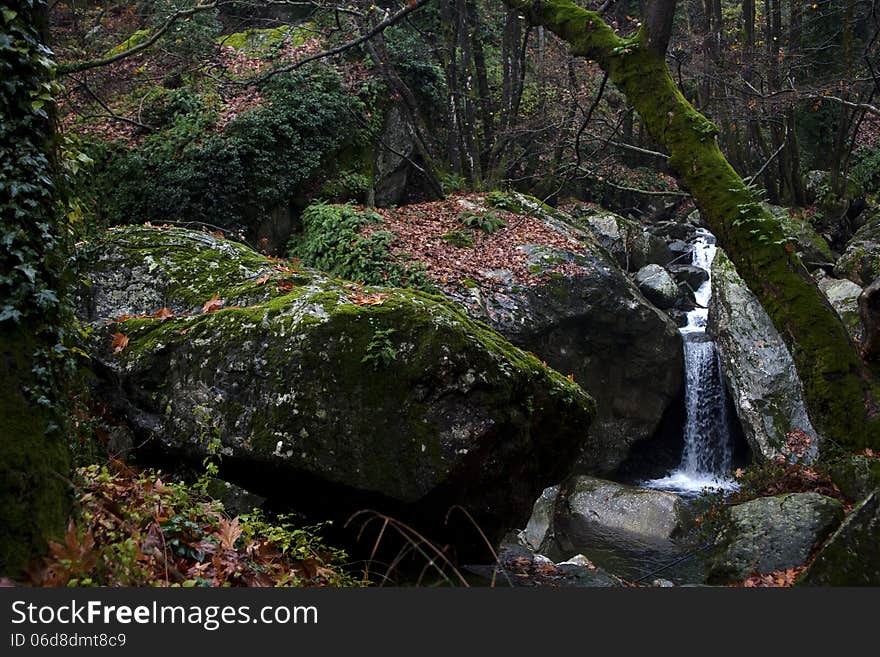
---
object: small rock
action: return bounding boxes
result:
[635,264,679,310]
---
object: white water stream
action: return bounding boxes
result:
[645,229,739,496]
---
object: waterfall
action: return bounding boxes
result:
[646,229,738,495]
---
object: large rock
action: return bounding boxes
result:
[575,209,671,271]
[708,492,843,583]
[558,476,689,542]
[764,203,835,271]
[75,226,596,548]
[373,103,415,207]
[799,490,880,586]
[708,249,819,461]
[835,214,880,285]
[635,264,679,310]
[447,195,683,474]
[518,485,560,553]
[818,277,864,343]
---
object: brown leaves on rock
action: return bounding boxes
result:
[110,332,129,354]
[201,295,224,314]
[362,193,587,294]
[349,291,389,306]
[151,307,174,320]
[736,566,805,588]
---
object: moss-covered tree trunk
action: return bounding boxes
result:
[0,1,70,574]
[503,0,880,452]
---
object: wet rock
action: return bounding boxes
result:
[518,485,560,553]
[635,264,679,310]
[798,490,880,586]
[559,476,689,542]
[575,209,671,271]
[668,264,709,292]
[708,249,819,461]
[708,492,843,583]
[75,226,596,549]
[818,277,864,343]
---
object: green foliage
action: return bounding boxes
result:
[79,66,369,232]
[850,145,880,195]
[290,202,436,291]
[459,209,506,234]
[362,328,398,369]
[485,191,521,213]
[35,465,360,587]
[441,229,475,248]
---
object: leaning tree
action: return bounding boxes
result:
[501,0,880,453]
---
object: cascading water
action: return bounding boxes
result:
[646,229,738,495]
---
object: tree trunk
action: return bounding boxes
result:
[0,0,71,574]
[502,0,880,452]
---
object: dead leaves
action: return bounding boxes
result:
[110,332,129,354]
[348,291,389,306]
[152,307,174,320]
[201,294,224,314]
[738,567,805,588]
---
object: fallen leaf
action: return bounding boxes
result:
[348,292,389,306]
[253,274,272,285]
[151,307,174,320]
[277,279,295,292]
[201,295,224,314]
[216,517,242,551]
[734,468,745,478]
[110,333,129,354]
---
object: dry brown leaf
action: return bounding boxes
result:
[201,295,224,314]
[253,274,272,285]
[349,292,389,306]
[110,332,129,354]
[151,307,174,320]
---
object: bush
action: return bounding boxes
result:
[289,202,435,291]
[79,67,370,232]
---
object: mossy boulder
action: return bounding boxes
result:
[708,249,819,461]
[447,196,683,475]
[835,214,880,286]
[707,492,844,583]
[829,455,880,502]
[763,203,835,272]
[798,490,880,586]
[75,227,596,548]
[818,277,865,344]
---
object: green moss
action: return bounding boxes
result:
[103,29,151,57]
[217,25,309,53]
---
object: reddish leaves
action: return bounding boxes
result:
[253,274,272,286]
[110,332,129,354]
[737,567,805,588]
[348,291,389,306]
[201,295,224,314]
[151,307,174,320]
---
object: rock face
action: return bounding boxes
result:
[576,209,671,271]
[799,490,880,586]
[518,485,560,553]
[708,249,819,461]
[372,104,415,207]
[635,264,679,310]
[818,277,864,343]
[835,214,880,285]
[448,196,683,475]
[76,226,596,548]
[559,476,688,542]
[708,492,843,583]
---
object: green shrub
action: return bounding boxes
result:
[460,209,506,234]
[79,67,370,232]
[289,203,435,291]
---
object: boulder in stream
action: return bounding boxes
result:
[707,492,843,583]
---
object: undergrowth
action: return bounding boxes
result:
[30,464,362,587]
